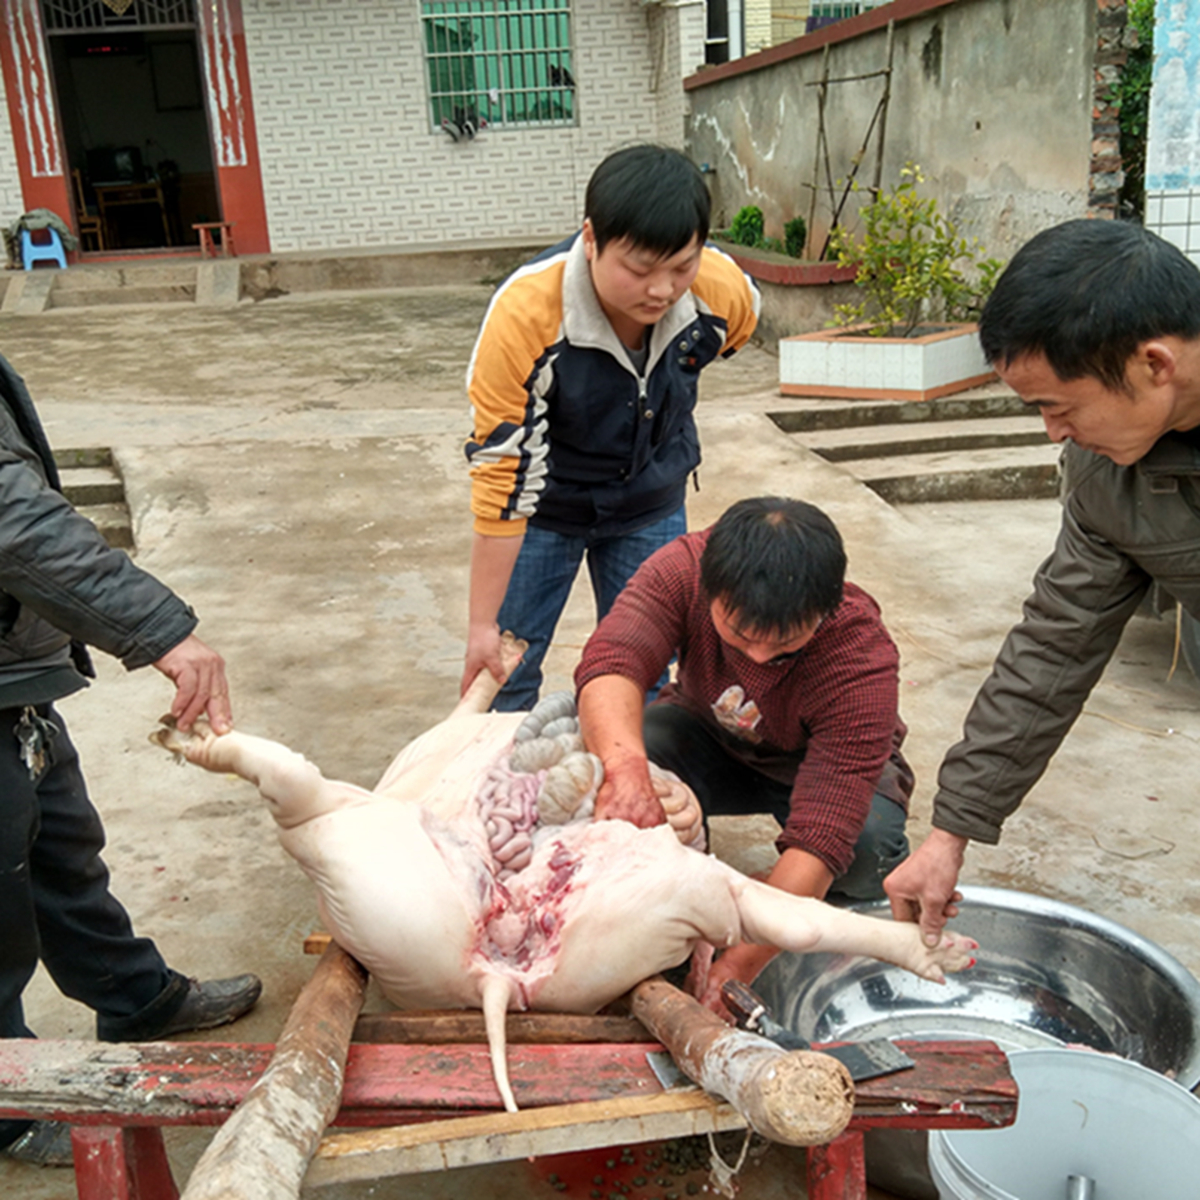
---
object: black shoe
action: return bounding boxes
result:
[150,973,263,1038]
[3,1121,74,1167]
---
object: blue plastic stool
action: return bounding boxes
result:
[20,227,68,270]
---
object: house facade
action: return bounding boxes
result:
[0,0,707,258]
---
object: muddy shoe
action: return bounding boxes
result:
[4,1121,74,1167]
[152,974,263,1037]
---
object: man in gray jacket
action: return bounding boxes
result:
[885,219,1200,946]
[0,353,260,1166]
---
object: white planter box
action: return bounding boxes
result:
[779,322,995,401]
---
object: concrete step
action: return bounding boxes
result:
[769,384,1062,503]
[47,262,197,308]
[54,449,133,549]
[74,501,134,550]
[60,465,126,506]
[851,443,1062,503]
[801,415,1049,462]
[50,282,195,307]
[51,263,198,291]
[768,391,1030,433]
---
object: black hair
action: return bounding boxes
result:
[584,144,711,257]
[979,219,1200,390]
[700,497,846,635]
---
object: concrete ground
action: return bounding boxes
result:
[0,284,1197,1198]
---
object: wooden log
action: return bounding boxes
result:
[180,942,368,1200]
[629,976,854,1147]
[303,1089,747,1189]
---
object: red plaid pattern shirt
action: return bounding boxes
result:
[576,530,911,875]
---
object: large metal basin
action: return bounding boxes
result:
[754,886,1200,1199]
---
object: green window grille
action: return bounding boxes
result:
[809,3,865,18]
[422,1,575,133]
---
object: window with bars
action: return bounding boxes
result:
[421,1,575,134]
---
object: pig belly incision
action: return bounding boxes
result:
[153,691,975,1116]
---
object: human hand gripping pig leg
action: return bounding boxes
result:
[729,876,977,984]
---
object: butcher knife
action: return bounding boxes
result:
[720,980,915,1083]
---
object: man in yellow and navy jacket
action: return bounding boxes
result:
[462,144,760,710]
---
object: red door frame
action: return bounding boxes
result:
[0,0,270,256]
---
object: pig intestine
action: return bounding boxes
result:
[475,692,705,882]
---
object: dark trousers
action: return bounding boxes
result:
[0,703,188,1148]
[643,703,909,901]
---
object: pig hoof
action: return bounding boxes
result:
[926,932,978,981]
[149,714,214,763]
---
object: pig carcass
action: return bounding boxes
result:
[155,655,974,1113]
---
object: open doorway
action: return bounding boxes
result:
[46,13,220,253]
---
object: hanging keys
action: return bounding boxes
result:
[14,707,59,780]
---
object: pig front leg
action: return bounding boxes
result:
[730,876,976,984]
[152,716,371,830]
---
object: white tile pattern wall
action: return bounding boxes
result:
[241,0,679,253]
[1145,189,1200,269]
[0,94,23,225]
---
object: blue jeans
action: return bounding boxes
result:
[493,506,687,712]
[642,702,910,901]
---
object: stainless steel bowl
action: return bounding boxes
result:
[754,886,1200,1199]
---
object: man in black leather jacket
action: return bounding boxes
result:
[0,353,260,1166]
[884,219,1200,948]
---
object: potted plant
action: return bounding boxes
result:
[779,164,1003,401]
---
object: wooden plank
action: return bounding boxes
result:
[0,1038,1015,1129]
[0,1036,1014,1125]
[339,1043,667,1110]
[71,1126,180,1200]
[0,1041,667,1123]
[849,1040,1017,1127]
[304,1090,747,1188]
[181,942,368,1200]
[352,1010,651,1045]
[806,1130,867,1200]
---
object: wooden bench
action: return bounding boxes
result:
[192,221,236,258]
[0,947,1017,1199]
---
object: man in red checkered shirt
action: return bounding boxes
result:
[575,496,911,1008]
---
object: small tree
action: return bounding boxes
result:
[729,205,765,247]
[829,164,1002,338]
[1115,0,1155,219]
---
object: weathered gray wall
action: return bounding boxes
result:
[687,0,1095,266]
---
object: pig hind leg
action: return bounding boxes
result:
[730,876,976,984]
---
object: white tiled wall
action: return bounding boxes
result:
[242,0,677,253]
[0,94,25,227]
[1145,190,1200,269]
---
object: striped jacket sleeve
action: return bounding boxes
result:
[692,244,761,356]
[464,256,567,536]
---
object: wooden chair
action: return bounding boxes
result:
[71,168,105,252]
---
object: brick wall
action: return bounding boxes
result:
[743,0,774,55]
[770,2,810,49]
[242,0,677,253]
